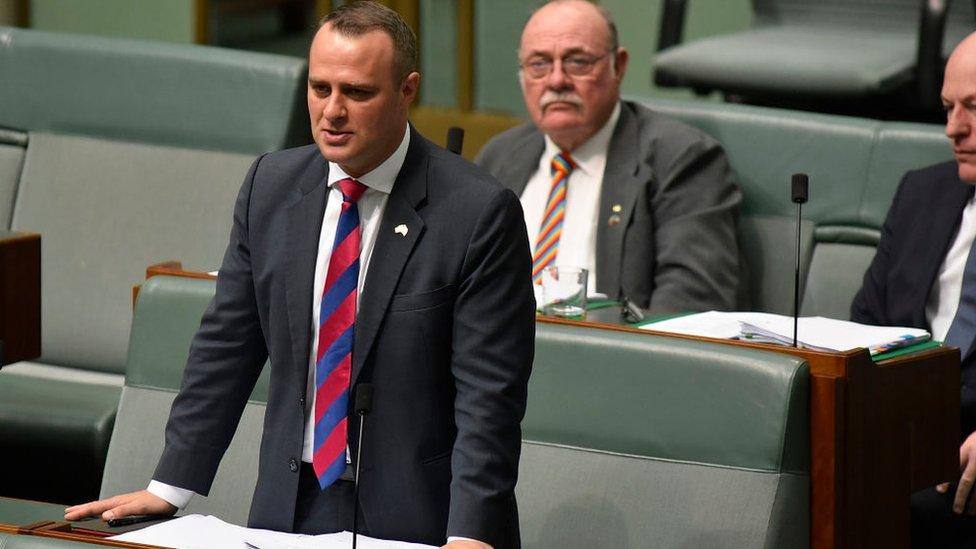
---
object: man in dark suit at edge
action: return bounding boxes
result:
[852,32,976,548]
[65,3,534,548]
[476,0,743,313]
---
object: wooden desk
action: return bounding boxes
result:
[539,316,960,549]
[0,231,40,365]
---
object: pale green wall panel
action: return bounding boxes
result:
[420,0,457,108]
[30,0,195,44]
[474,0,535,115]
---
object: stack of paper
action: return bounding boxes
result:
[641,311,930,355]
[110,514,437,549]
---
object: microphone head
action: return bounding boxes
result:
[791,173,809,204]
[354,383,374,415]
[446,127,464,155]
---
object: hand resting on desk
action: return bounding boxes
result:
[64,489,176,522]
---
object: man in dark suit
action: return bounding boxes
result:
[852,32,976,548]
[64,4,534,548]
[476,0,742,313]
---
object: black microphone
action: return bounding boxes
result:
[446,127,464,155]
[351,383,373,549]
[791,173,809,347]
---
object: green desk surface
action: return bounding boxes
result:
[0,496,67,526]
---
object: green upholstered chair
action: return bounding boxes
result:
[653,0,975,116]
[519,321,810,548]
[631,96,952,319]
[0,26,308,504]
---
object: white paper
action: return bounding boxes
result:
[110,514,436,549]
[641,311,929,353]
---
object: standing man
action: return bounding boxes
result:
[65,3,534,548]
[476,0,743,313]
[852,32,976,548]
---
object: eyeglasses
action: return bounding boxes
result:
[519,52,612,79]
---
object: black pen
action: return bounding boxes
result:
[106,514,170,527]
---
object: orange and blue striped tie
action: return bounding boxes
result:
[313,178,367,489]
[532,152,575,283]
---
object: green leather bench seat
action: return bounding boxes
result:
[518,322,809,548]
[0,26,308,504]
[633,97,953,319]
[94,276,810,547]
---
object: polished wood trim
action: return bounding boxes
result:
[409,105,522,159]
[132,261,217,306]
[0,231,40,364]
[315,0,332,22]
[193,0,210,44]
[14,0,29,27]
[456,0,474,112]
[0,522,165,548]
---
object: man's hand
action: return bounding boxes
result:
[442,540,492,549]
[936,431,976,514]
[64,490,177,522]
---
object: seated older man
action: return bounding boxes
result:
[476,0,744,313]
[852,32,976,549]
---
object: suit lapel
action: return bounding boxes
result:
[351,132,427,386]
[596,103,643,299]
[912,171,974,328]
[500,131,544,196]
[285,157,330,382]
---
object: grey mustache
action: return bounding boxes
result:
[540,91,583,109]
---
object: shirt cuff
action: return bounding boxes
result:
[447,536,491,547]
[147,480,195,510]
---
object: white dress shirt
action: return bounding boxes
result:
[519,102,620,295]
[926,193,976,340]
[148,127,408,510]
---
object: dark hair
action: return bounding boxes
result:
[319,1,418,82]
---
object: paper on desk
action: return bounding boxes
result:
[110,514,436,549]
[641,311,929,354]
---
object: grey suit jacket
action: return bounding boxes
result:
[476,100,743,312]
[154,129,535,548]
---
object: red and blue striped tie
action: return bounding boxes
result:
[313,177,367,489]
[532,152,575,283]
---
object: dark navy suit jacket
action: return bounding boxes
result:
[153,129,535,548]
[852,160,976,437]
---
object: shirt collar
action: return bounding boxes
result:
[542,101,621,176]
[327,124,410,195]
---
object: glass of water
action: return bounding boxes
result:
[540,266,588,319]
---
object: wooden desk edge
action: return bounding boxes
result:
[0,522,169,548]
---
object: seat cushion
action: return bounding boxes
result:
[517,442,808,549]
[654,26,916,97]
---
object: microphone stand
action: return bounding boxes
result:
[351,383,373,549]
[791,173,809,347]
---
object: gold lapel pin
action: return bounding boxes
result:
[394,224,409,236]
[611,204,622,213]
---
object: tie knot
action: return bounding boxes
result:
[337,178,367,203]
[551,152,576,177]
